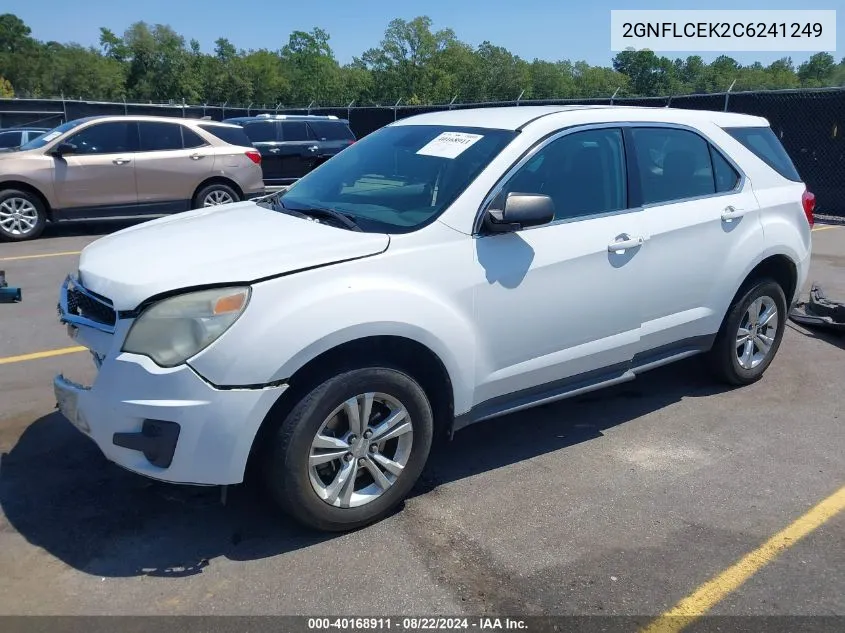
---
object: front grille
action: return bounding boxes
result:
[67,287,117,326]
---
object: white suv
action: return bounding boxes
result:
[55,105,814,531]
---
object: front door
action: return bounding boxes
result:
[52,120,139,212]
[279,120,318,180]
[471,127,645,408]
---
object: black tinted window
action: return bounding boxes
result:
[309,121,355,141]
[710,146,740,192]
[197,124,253,148]
[281,121,312,141]
[501,128,627,220]
[725,126,801,182]
[138,121,183,151]
[243,122,277,143]
[181,127,206,149]
[630,128,715,204]
[0,131,22,148]
[67,122,138,155]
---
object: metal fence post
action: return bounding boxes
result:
[182,97,186,117]
[516,90,525,106]
[610,87,620,105]
[347,100,355,122]
[307,100,314,115]
[61,93,67,124]
[393,98,402,121]
[449,95,458,110]
[724,79,737,112]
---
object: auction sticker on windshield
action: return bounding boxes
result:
[41,131,62,142]
[417,132,483,159]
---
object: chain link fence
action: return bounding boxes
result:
[1,88,843,216]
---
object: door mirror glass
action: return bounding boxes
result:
[486,192,555,233]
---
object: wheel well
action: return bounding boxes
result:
[0,181,52,220]
[743,255,798,304]
[246,336,455,477]
[192,177,243,204]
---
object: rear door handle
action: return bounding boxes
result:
[112,157,131,165]
[189,153,204,160]
[608,235,646,253]
[307,146,319,152]
[721,206,747,222]
[269,148,280,153]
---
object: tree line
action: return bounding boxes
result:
[1,13,844,107]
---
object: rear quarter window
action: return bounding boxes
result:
[724,126,801,182]
[197,124,254,148]
[309,121,355,141]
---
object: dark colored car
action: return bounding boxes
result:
[0,127,50,149]
[222,114,356,185]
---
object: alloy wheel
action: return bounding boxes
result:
[736,295,778,370]
[0,197,38,236]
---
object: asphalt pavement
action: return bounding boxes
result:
[0,219,843,624]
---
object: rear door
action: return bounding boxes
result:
[52,120,139,210]
[242,120,283,183]
[308,120,356,161]
[627,125,764,356]
[133,121,213,210]
[279,120,318,180]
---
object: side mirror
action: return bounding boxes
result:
[51,142,76,157]
[484,192,555,233]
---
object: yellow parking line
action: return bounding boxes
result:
[640,484,845,633]
[0,346,86,365]
[0,250,81,262]
[812,225,839,232]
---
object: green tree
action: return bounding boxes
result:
[0,75,13,97]
[797,52,836,87]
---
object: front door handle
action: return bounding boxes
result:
[721,206,747,222]
[189,153,204,160]
[112,157,131,165]
[608,235,646,253]
[307,145,318,152]
[269,148,280,153]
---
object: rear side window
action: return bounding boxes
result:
[309,121,355,141]
[629,127,716,205]
[197,124,253,148]
[710,147,740,193]
[181,127,206,149]
[243,122,277,143]
[0,131,23,148]
[281,121,313,141]
[725,126,801,182]
[138,121,183,151]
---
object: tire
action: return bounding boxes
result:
[0,189,47,242]
[263,367,434,532]
[192,183,240,209]
[708,278,788,386]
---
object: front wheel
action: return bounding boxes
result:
[0,189,46,241]
[263,367,434,531]
[708,278,787,386]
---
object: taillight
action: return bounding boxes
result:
[246,150,261,165]
[802,189,815,227]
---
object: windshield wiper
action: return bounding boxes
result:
[276,198,363,232]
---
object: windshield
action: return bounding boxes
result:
[279,124,518,233]
[19,119,86,150]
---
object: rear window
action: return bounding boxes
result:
[725,126,801,182]
[197,124,253,148]
[309,121,355,141]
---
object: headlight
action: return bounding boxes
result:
[122,287,251,367]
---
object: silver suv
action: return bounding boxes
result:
[0,115,265,241]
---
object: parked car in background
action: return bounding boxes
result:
[223,114,356,185]
[0,115,264,241]
[54,105,812,532]
[0,127,50,149]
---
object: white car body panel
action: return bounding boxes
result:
[54,105,812,485]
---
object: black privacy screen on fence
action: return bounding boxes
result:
[0,89,843,215]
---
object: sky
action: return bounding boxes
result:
[4,0,842,68]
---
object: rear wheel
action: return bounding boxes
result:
[193,183,240,209]
[0,189,46,241]
[262,367,434,531]
[708,278,787,386]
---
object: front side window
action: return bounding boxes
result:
[138,121,183,152]
[280,124,517,233]
[66,122,138,155]
[499,128,627,221]
[630,127,716,204]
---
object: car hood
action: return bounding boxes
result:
[78,201,390,310]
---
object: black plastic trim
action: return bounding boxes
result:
[113,420,180,469]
